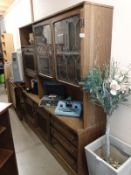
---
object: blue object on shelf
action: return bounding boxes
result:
[55,100,82,117]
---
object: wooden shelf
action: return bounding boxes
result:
[23,92,84,131]
[0,126,6,135]
[1,33,14,62]
[0,148,13,168]
[23,91,40,104]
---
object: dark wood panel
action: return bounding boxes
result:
[0,103,18,175]
[0,127,6,135]
[0,148,13,169]
[51,138,77,171]
[51,128,77,159]
[36,107,50,141]
[51,118,78,146]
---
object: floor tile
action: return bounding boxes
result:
[17,144,67,175]
[9,109,41,153]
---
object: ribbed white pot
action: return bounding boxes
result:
[85,135,131,175]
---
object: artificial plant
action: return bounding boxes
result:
[80,62,131,162]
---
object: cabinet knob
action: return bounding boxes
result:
[69,135,75,141]
[70,148,75,154]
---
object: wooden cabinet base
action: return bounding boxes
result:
[0,154,18,175]
[0,103,19,175]
[0,148,13,168]
[23,106,105,175]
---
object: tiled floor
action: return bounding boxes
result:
[0,84,67,175]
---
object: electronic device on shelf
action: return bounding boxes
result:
[43,80,65,98]
[12,50,24,82]
[39,95,62,107]
[55,100,82,117]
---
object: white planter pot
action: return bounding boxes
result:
[85,135,131,175]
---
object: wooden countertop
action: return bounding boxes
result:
[23,92,84,132]
[0,102,12,115]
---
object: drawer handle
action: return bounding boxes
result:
[70,148,75,154]
[68,135,75,141]
[51,129,54,135]
[70,158,76,166]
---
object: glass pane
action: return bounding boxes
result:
[54,15,80,84]
[22,47,36,71]
[34,24,53,76]
[56,55,67,80]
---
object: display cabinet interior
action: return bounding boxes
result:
[33,20,54,78]
[53,14,81,85]
[19,24,34,47]
[37,75,83,101]
[22,45,37,77]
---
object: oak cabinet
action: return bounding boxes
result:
[19,2,113,175]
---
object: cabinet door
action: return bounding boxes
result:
[22,46,37,77]
[24,97,37,126]
[34,23,53,77]
[37,108,50,141]
[15,87,25,120]
[54,15,80,85]
[50,117,78,171]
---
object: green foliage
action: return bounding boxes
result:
[80,63,131,115]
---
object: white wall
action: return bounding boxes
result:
[33,0,115,21]
[4,0,32,49]
[110,0,131,144]
[2,0,131,144]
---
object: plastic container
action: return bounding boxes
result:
[0,74,4,83]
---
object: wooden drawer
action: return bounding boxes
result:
[25,96,33,105]
[24,97,37,126]
[51,119,78,146]
[15,87,25,120]
[51,138,77,171]
[24,97,34,114]
[51,128,77,159]
[24,100,33,118]
[37,108,50,141]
